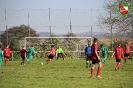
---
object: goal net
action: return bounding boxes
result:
[25,37,93,59]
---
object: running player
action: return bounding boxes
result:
[124,43,132,63]
[24,45,35,65]
[56,46,65,60]
[112,44,124,70]
[90,38,102,78]
[20,46,27,65]
[47,45,56,64]
[3,45,10,66]
[85,43,92,68]
[0,45,3,68]
[99,44,108,64]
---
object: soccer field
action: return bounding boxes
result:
[0,58,133,88]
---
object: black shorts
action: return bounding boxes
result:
[48,54,54,59]
[124,53,130,57]
[92,59,100,64]
[86,54,91,61]
[21,56,25,60]
[4,56,9,59]
[116,59,121,62]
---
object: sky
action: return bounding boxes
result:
[0,0,108,34]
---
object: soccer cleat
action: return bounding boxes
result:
[115,68,118,71]
[90,76,93,78]
[86,63,88,68]
[97,75,102,78]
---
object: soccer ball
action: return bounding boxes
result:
[41,62,43,65]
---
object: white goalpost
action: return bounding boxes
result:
[24,37,93,58]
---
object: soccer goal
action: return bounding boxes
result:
[24,37,93,58]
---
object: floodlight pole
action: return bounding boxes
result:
[91,8,93,38]
[5,8,8,45]
[70,8,72,33]
[28,9,30,37]
[49,8,52,36]
[110,6,113,51]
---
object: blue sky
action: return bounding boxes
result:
[0,0,107,34]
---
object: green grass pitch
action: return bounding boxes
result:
[0,58,133,88]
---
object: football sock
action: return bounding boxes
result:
[24,59,29,64]
[4,59,8,66]
[4,60,6,65]
[47,59,51,64]
[117,63,120,70]
[97,66,102,76]
[124,58,126,63]
[116,63,120,69]
[128,58,132,60]
[90,68,94,77]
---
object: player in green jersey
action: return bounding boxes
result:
[0,45,3,68]
[56,46,65,60]
[24,45,35,65]
[99,44,108,64]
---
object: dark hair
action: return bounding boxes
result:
[125,42,128,44]
[100,44,103,47]
[88,43,91,46]
[118,44,121,46]
[51,45,54,47]
[93,38,98,43]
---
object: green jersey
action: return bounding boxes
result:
[99,46,108,54]
[27,47,35,56]
[0,50,3,59]
[0,49,3,66]
[56,48,64,54]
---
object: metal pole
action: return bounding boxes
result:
[49,8,51,36]
[5,8,8,45]
[28,9,30,37]
[110,6,113,51]
[91,8,92,38]
[70,8,72,33]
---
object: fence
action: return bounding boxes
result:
[0,8,133,58]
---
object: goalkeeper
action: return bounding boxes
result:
[56,46,65,60]
[99,44,108,64]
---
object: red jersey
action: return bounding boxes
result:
[3,47,10,57]
[113,46,123,59]
[50,47,56,55]
[125,44,130,54]
[91,43,98,59]
[20,49,27,57]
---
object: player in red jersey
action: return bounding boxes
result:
[124,43,132,63]
[20,46,27,65]
[3,45,10,66]
[47,45,56,64]
[90,38,102,78]
[112,44,124,70]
